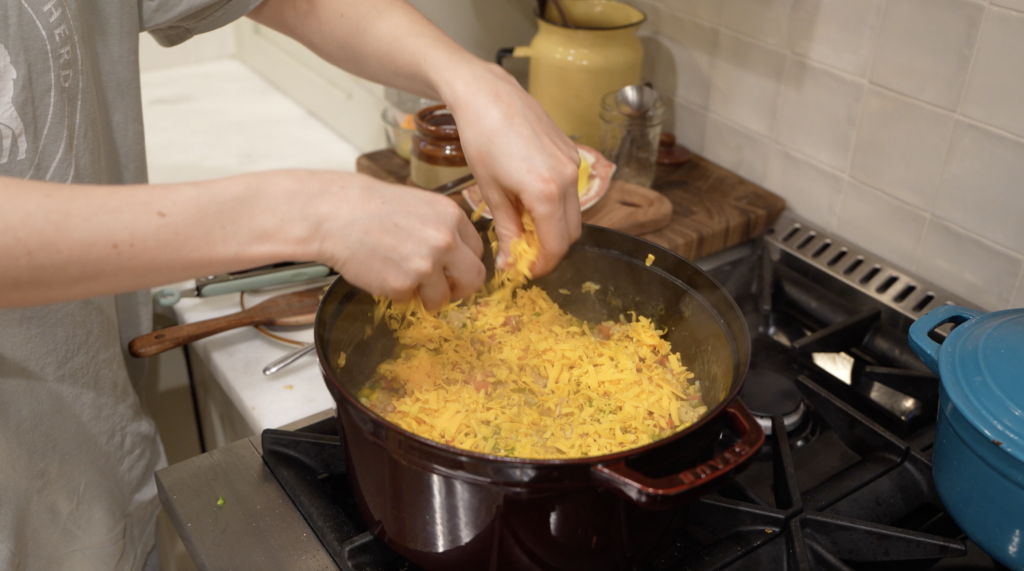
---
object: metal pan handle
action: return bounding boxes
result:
[591,400,765,507]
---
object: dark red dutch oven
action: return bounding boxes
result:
[314,224,764,571]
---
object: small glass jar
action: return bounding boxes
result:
[598,90,665,188]
[382,108,415,160]
[409,105,471,189]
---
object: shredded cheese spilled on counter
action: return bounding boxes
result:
[359,213,707,459]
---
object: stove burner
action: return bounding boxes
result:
[740,368,806,434]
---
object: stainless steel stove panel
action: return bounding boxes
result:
[766,211,977,321]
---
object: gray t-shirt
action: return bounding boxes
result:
[0,0,260,568]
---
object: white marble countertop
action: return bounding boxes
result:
[169,291,331,433]
[142,58,363,433]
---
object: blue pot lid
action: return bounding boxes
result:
[909,306,1024,463]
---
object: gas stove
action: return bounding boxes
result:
[158,211,1006,570]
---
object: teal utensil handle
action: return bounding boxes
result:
[200,265,332,297]
[909,305,984,373]
[154,288,183,307]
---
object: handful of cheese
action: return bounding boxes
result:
[358,215,707,459]
[577,152,591,196]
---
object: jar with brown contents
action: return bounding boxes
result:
[409,105,472,189]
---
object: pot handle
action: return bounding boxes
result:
[908,305,984,374]
[591,400,765,506]
[496,46,532,66]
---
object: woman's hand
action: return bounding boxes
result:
[0,170,484,310]
[441,62,582,276]
[251,0,579,276]
[309,172,485,311]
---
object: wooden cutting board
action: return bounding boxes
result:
[579,180,672,235]
[355,151,673,235]
[640,156,786,259]
[356,150,786,260]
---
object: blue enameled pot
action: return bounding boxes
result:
[909,305,1024,569]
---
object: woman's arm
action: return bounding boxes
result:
[0,170,484,310]
[248,0,582,275]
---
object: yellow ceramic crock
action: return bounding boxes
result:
[499,1,645,147]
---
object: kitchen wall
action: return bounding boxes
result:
[407,0,536,67]
[631,0,1024,311]
[139,23,236,72]
[231,1,536,152]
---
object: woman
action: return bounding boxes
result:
[0,0,580,568]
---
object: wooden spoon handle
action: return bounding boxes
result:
[129,310,268,357]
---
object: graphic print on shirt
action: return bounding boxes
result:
[0,42,27,164]
[1,0,82,181]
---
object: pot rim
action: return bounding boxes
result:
[315,225,751,467]
[533,3,647,32]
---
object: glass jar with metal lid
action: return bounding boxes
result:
[409,105,471,189]
[598,89,665,188]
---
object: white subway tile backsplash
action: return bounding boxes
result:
[672,97,709,154]
[992,0,1024,14]
[721,0,795,47]
[933,120,1024,254]
[915,218,1023,310]
[664,0,724,26]
[632,0,660,36]
[775,57,865,170]
[764,146,845,229]
[788,0,886,78]
[870,0,985,111]
[644,0,1024,312]
[849,88,955,210]
[960,7,1024,139]
[1011,273,1024,309]
[659,12,719,108]
[703,116,773,184]
[836,179,928,269]
[642,37,674,100]
[708,32,788,136]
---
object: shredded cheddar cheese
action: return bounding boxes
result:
[359,213,707,459]
[645,254,655,266]
[470,200,487,222]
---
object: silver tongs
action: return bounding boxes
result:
[431,172,475,196]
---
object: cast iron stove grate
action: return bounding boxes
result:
[260,358,1000,570]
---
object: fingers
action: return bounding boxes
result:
[410,202,485,310]
[417,240,484,310]
[563,181,583,243]
[444,241,487,301]
[524,152,579,276]
[481,185,523,268]
[455,209,485,259]
[417,269,451,312]
[527,194,571,277]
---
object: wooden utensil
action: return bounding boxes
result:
[129,288,323,358]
